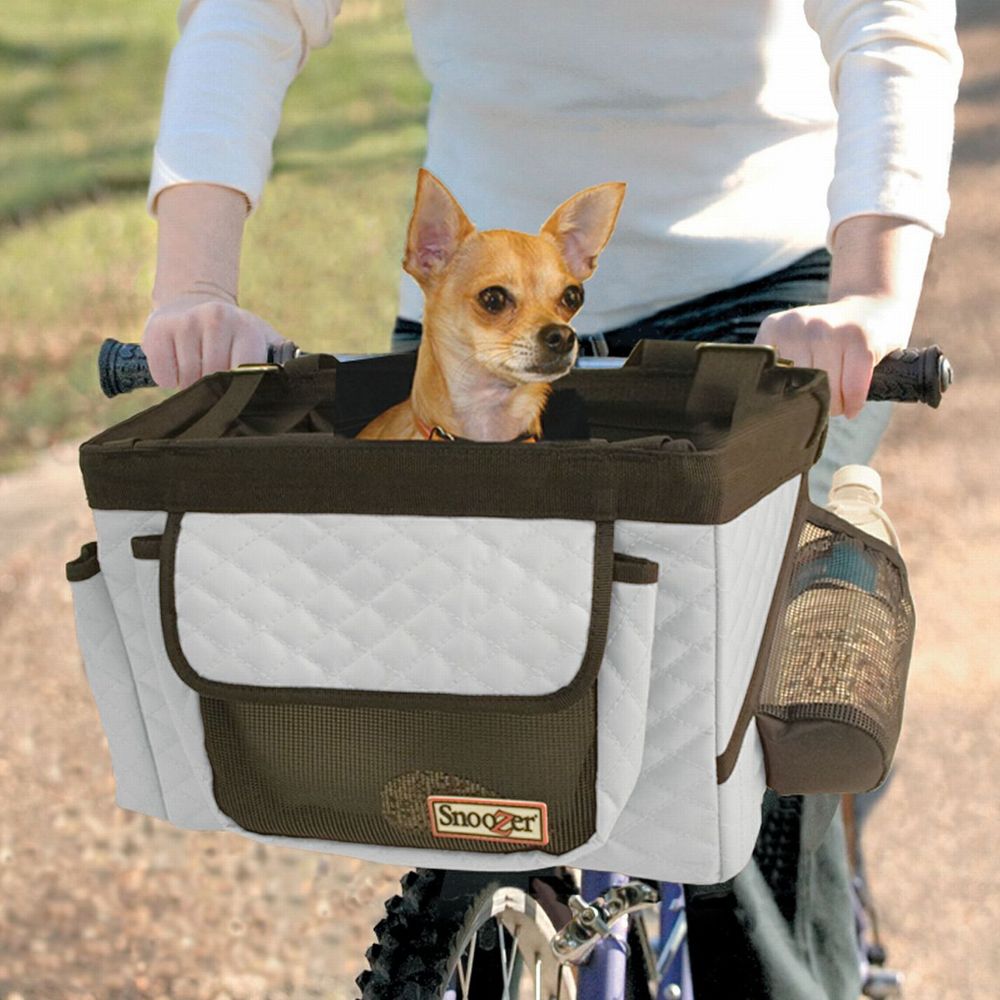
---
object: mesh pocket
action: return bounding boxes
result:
[756,506,915,793]
[198,689,596,854]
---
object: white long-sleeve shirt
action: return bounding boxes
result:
[149,0,962,334]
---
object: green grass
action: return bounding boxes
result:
[0,0,429,471]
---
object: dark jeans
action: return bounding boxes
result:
[391,247,892,999]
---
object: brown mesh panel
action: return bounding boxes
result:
[199,681,597,854]
[381,771,498,829]
[757,512,915,792]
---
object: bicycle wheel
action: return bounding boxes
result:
[356,867,579,999]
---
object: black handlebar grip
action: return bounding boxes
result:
[865,344,952,408]
[98,338,157,398]
[98,338,300,398]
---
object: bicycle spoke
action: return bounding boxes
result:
[656,906,688,976]
[495,917,522,997]
[506,926,521,986]
[455,928,477,997]
[497,917,510,996]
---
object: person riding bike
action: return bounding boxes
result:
[141,2,963,996]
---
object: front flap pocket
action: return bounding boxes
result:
[756,502,915,794]
[152,512,658,855]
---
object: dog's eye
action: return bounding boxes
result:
[478,286,510,314]
[561,285,584,311]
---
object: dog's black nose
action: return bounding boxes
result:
[538,324,576,355]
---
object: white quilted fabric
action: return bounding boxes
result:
[595,577,657,839]
[714,479,800,753]
[172,514,596,695]
[76,475,801,883]
[93,509,224,829]
[68,568,166,819]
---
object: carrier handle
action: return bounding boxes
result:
[622,339,952,411]
[175,368,271,441]
[98,337,952,407]
[172,351,352,441]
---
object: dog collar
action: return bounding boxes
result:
[414,414,538,443]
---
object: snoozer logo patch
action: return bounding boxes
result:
[428,796,549,846]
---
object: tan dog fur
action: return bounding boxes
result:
[356,170,626,441]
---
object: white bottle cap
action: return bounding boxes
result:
[831,464,883,505]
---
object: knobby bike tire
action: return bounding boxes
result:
[356,867,580,999]
[357,866,657,1000]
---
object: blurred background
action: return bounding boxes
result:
[1,1,997,997]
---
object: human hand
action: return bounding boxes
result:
[757,215,934,419]
[755,294,913,419]
[142,293,287,390]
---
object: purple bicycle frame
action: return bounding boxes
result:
[575,871,692,1000]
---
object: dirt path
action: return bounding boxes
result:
[2,7,998,999]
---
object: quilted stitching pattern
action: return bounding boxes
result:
[601,481,796,882]
[133,558,232,831]
[595,578,657,839]
[166,517,658,842]
[714,476,800,751]
[717,722,768,875]
[77,479,798,883]
[93,510,227,831]
[173,514,596,695]
[68,569,167,819]
[599,519,723,878]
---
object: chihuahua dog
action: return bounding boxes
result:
[356,170,626,441]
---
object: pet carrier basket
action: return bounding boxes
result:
[65,341,914,884]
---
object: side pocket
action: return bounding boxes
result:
[595,558,659,840]
[755,504,916,794]
[65,542,167,819]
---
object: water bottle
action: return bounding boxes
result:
[763,466,904,791]
[825,464,901,552]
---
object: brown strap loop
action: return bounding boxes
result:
[177,371,268,441]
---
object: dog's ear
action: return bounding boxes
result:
[540,182,626,281]
[404,169,476,283]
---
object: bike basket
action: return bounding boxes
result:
[65,340,892,884]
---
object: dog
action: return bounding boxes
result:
[355,169,626,442]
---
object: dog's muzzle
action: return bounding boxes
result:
[538,324,577,356]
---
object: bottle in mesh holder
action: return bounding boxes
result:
[756,467,915,794]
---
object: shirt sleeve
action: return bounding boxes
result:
[147,0,342,217]
[804,0,964,249]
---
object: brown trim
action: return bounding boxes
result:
[78,344,829,526]
[65,540,100,582]
[130,534,163,560]
[799,502,909,577]
[612,552,659,585]
[159,513,616,714]
[79,436,819,526]
[715,474,811,783]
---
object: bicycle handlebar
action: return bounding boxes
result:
[97,337,953,407]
